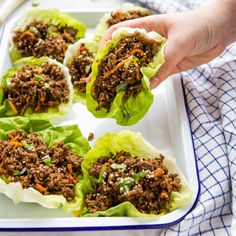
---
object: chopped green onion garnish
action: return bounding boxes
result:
[47,26,58,36]
[132,170,149,182]
[21,141,35,151]
[102,171,107,179]
[116,83,128,92]
[28,26,39,35]
[34,76,43,82]
[0,174,9,183]
[42,155,52,166]
[6,78,12,89]
[44,83,50,89]
[111,163,126,170]
[85,65,91,74]
[118,171,150,193]
[118,177,134,193]
[14,167,27,176]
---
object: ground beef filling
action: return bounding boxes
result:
[86,151,182,214]
[107,10,149,27]
[13,20,78,62]
[0,130,82,201]
[4,62,70,115]
[92,32,160,111]
[68,44,94,93]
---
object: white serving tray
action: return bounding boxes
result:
[0,9,200,231]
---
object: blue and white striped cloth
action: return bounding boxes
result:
[132,0,236,235]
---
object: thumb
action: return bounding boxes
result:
[151,36,187,88]
[99,17,151,48]
[99,15,167,48]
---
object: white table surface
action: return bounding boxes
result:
[0,0,127,30]
[2,0,126,17]
[0,0,164,235]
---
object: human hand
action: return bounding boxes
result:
[100,0,236,88]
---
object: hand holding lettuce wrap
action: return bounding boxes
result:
[80,130,192,217]
[0,57,73,119]
[0,117,90,212]
[100,1,236,88]
[86,27,166,126]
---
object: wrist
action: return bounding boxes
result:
[215,0,236,45]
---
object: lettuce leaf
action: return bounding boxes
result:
[10,9,86,62]
[63,38,98,103]
[86,27,166,126]
[0,117,90,211]
[94,3,152,42]
[0,57,73,120]
[80,130,193,217]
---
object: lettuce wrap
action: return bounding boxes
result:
[94,3,152,42]
[0,56,73,120]
[86,27,166,126]
[79,130,192,217]
[0,117,90,212]
[10,9,86,63]
[64,38,98,103]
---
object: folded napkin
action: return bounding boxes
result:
[0,0,25,24]
[131,0,235,235]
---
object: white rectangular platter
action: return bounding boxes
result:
[0,9,200,231]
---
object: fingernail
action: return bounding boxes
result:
[86,74,91,83]
[150,77,161,89]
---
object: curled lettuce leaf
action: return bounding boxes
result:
[64,38,98,103]
[86,27,166,126]
[0,117,90,211]
[0,57,73,120]
[10,9,86,62]
[80,130,193,217]
[94,3,152,42]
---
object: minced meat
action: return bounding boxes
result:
[0,130,82,201]
[4,62,70,115]
[13,20,78,62]
[92,32,161,111]
[68,43,94,93]
[107,10,150,27]
[86,151,182,214]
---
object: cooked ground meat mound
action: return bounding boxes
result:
[107,10,149,27]
[4,62,70,115]
[13,20,78,62]
[86,151,182,214]
[92,32,161,111]
[0,130,82,201]
[68,43,94,93]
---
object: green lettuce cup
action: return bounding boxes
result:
[80,130,193,217]
[0,56,73,120]
[0,117,90,213]
[64,38,98,103]
[10,9,86,63]
[94,3,152,42]
[86,27,166,126]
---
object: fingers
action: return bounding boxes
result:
[99,15,168,48]
[85,74,91,83]
[150,77,161,89]
[97,14,188,90]
[99,18,150,48]
[150,66,181,89]
[160,38,186,78]
[151,35,189,88]
[151,38,226,89]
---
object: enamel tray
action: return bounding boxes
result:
[0,9,200,231]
